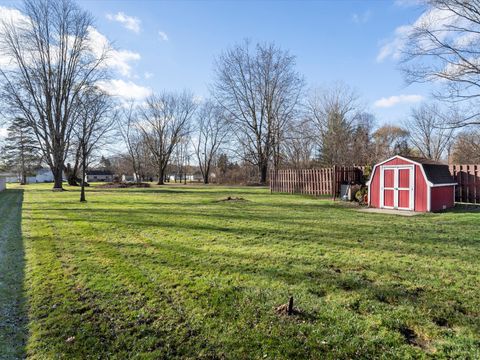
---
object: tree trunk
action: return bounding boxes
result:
[259,162,268,185]
[157,167,165,185]
[52,164,64,190]
[203,173,209,184]
[80,156,86,202]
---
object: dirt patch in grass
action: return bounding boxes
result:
[216,196,247,202]
[98,182,150,189]
[398,326,431,350]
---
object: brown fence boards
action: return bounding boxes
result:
[449,164,480,204]
[270,166,364,197]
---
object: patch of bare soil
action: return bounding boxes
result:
[398,326,432,351]
[217,196,247,202]
[98,182,150,189]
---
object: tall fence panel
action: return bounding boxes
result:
[270,166,364,197]
[449,164,480,204]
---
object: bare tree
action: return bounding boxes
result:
[307,84,362,166]
[402,0,480,126]
[404,103,455,161]
[282,119,316,168]
[75,87,115,202]
[117,100,145,183]
[0,0,108,190]
[193,100,230,184]
[451,130,480,163]
[137,91,196,185]
[372,125,411,160]
[213,41,304,184]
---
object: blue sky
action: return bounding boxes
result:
[0,0,431,131]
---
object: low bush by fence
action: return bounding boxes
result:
[271,164,480,204]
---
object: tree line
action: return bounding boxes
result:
[1,0,480,202]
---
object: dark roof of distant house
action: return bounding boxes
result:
[86,169,113,176]
[401,156,454,185]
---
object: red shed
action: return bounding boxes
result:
[367,155,456,212]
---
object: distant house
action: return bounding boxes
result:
[34,168,54,183]
[121,173,139,182]
[167,173,202,182]
[85,169,114,182]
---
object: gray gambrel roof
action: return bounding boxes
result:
[400,156,454,185]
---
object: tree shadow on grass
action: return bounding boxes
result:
[0,189,27,359]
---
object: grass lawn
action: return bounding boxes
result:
[0,183,479,359]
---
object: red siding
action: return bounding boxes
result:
[414,165,428,212]
[384,189,394,207]
[398,168,410,188]
[382,158,412,166]
[431,186,455,211]
[370,166,381,208]
[398,190,410,208]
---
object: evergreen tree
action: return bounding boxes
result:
[1,118,41,184]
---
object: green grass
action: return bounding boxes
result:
[0,183,479,359]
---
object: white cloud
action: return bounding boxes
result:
[97,79,151,100]
[144,71,154,79]
[0,127,7,138]
[106,12,141,33]
[0,6,30,68]
[158,31,169,41]
[352,10,372,24]
[373,94,424,108]
[87,27,141,77]
[376,7,456,62]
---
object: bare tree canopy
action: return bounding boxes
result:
[137,91,197,185]
[213,40,304,184]
[451,129,480,163]
[193,100,230,184]
[402,0,480,126]
[307,83,372,166]
[281,119,317,169]
[117,100,145,183]
[373,125,411,159]
[0,0,108,189]
[404,103,455,161]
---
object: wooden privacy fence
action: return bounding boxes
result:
[449,164,480,204]
[270,166,365,197]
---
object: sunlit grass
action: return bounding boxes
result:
[1,183,479,358]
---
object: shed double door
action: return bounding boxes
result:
[380,165,414,210]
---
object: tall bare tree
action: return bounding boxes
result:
[404,103,455,161]
[213,41,304,184]
[193,100,230,184]
[402,0,480,126]
[307,84,362,166]
[75,87,115,202]
[137,91,196,185]
[117,100,145,183]
[0,0,108,189]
